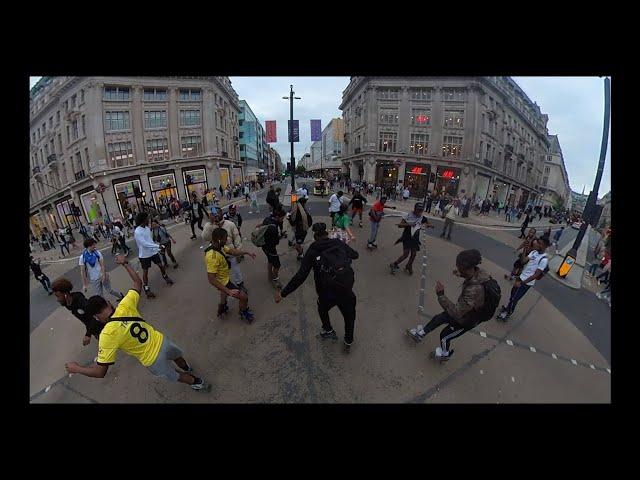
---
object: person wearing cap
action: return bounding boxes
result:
[223,204,243,235]
[390,202,434,275]
[201,206,220,246]
[214,208,247,293]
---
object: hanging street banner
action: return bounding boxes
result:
[288,120,300,143]
[265,120,277,143]
[310,119,322,141]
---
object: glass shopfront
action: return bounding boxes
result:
[113,178,144,218]
[233,167,243,185]
[403,163,431,198]
[218,166,230,190]
[474,174,492,201]
[375,161,398,188]
[55,198,78,229]
[434,166,461,197]
[148,172,179,209]
[80,190,105,224]
[492,179,511,205]
[183,167,209,200]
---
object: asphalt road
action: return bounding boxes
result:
[30,179,610,364]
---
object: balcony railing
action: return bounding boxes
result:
[75,170,86,181]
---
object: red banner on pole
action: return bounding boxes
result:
[265,121,277,143]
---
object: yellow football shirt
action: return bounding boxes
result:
[96,289,164,367]
[205,245,231,286]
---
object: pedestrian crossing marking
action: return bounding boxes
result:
[480,331,487,338]
[571,359,578,365]
[551,353,558,359]
[506,339,514,346]
[529,346,536,353]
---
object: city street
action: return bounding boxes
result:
[29,180,611,403]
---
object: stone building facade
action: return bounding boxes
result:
[29,76,243,236]
[339,76,553,207]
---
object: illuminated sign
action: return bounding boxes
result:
[416,115,430,124]
[410,167,425,175]
[441,170,455,179]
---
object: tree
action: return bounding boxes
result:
[295,164,306,175]
[552,195,565,212]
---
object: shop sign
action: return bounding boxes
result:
[441,169,455,179]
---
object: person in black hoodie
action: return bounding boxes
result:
[266,185,279,212]
[275,222,359,353]
[348,188,367,228]
[189,192,208,240]
[260,206,287,287]
[288,197,313,260]
[518,211,532,239]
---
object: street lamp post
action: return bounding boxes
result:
[283,85,301,201]
[557,77,610,278]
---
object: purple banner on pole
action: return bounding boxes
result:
[288,120,300,143]
[310,119,322,142]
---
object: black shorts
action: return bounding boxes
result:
[262,245,281,269]
[402,238,421,252]
[225,281,239,290]
[140,253,163,269]
[295,231,307,245]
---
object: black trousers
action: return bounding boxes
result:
[422,311,473,352]
[190,216,203,235]
[318,292,356,344]
[38,274,51,292]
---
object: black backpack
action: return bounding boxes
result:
[316,241,355,293]
[461,277,501,327]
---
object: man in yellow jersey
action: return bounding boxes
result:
[64,254,210,392]
[206,227,256,321]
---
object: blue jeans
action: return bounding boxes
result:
[369,221,380,244]
[588,263,599,275]
[506,283,531,315]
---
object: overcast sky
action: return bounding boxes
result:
[30,76,611,196]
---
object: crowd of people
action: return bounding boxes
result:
[30,175,608,396]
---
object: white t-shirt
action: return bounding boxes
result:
[112,225,122,238]
[329,194,343,213]
[79,250,103,282]
[403,189,410,198]
[520,250,548,286]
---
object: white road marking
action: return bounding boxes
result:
[551,353,558,359]
[606,369,611,374]
[506,340,514,346]
[422,263,427,267]
[45,385,51,393]
[418,305,424,311]
[590,364,596,370]
[571,359,578,365]
[529,346,536,353]
[511,376,515,383]
[480,370,484,375]
[480,331,487,338]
